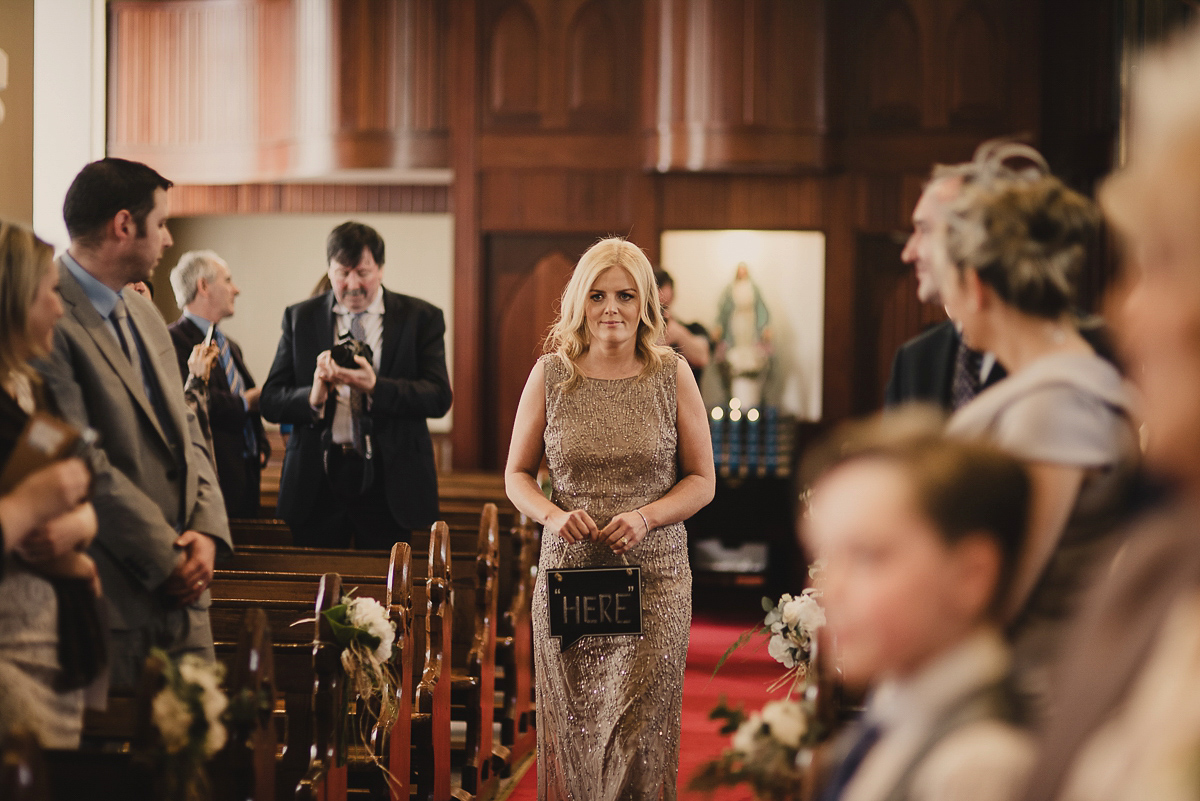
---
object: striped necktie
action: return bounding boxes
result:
[212,326,258,458]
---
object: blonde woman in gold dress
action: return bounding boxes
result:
[506,238,715,800]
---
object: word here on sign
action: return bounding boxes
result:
[547,565,643,652]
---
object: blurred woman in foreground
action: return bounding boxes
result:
[0,221,104,746]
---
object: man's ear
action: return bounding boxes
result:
[110,210,135,244]
[951,533,1002,621]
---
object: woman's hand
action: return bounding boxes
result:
[187,343,219,381]
[15,502,98,565]
[600,510,649,555]
[546,508,599,544]
[0,458,92,553]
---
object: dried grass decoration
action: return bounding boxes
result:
[319,592,403,790]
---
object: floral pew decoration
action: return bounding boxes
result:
[149,649,269,801]
[317,591,404,789]
[691,568,830,801]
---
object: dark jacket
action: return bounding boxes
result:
[260,288,452,530]
[167,316,269,517]
[884,320,1007,410]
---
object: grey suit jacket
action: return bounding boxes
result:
[36,259,232,631]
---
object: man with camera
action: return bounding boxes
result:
[261,222,453,549]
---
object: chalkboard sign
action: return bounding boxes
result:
[547,565,642,652]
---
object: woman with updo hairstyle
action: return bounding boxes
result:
[937,176,1141,723]
[0,220,107,747]
[506,237,714,800]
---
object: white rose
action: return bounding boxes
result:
[761,700,807,749]
[152,688,192,754]
[780,596,806,626]
[767,633,797,668]
[794,593,826,634]
[731,714,763,753]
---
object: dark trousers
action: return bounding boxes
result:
[288,447,411,550]
[219,454,262,519]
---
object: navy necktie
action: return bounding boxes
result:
[818,722,883,801]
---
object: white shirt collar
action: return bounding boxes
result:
[333,289,385,317]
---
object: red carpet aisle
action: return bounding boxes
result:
[506,613,781,800]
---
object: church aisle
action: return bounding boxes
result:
[505,612,780,800]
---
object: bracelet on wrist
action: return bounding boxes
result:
[635,508,650,537]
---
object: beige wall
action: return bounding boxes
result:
[0,0,34,225]
[156,213,455,432]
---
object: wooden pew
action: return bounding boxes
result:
[212,607,279,801]
[443,505,500,801]
[213,540,441,801]
[412,523,455,801]
[296,573,348,801]
[6,608,279,801]
[495,514,538,772]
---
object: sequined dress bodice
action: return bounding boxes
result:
[532,354,692,801]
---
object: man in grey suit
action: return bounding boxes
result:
[36,158,232,689]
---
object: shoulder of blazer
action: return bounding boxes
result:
[168,315,203,344]
[382,288,442,321]
[900,319,957,354]
[286,292,335,326]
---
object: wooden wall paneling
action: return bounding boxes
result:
[484,1,543,125]
[865,0,923,128]
[451,0,484,469]
[566,0,631,128]
[109,1,261,182]
[482,234,599,467]
[833,0,1041,173]
[480,170,635,232]
[489,249,575,467]
[256,0,296,176]
[658,175,825,230]
[110,0,449,183]
[644,0,830,172]
[168,184,450,216]
[821,175,859,424]
[947,2,1003,126]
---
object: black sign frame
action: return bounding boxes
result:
[547,565,643,652]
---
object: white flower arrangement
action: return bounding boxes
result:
[763,589,825,674]
[319,592,403,791]
[149,650,230,800]
[691,697,822,801]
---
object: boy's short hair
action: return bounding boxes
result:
[801,406,1030,613]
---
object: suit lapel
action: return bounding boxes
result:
[380,290,404,372]
[57,263,169,444]
[128,296,187,445]
[319,292,336,354]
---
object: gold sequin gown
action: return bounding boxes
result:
[533,354,692,801]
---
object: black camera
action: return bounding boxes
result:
[331,337,374,369]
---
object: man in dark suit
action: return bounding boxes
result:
[167,250,269,518]
[261,221,452,549]
[882,143,1052,410]
[36,158,232,689]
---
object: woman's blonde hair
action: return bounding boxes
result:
[943,176,1098,319]
[0,220,55,381]
[544,237,673,390]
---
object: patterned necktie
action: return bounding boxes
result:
[348,312,368,455]
[818,722,883,801]
[111,296,146,392]
[951,338,985,410]
[213,326,258,458]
